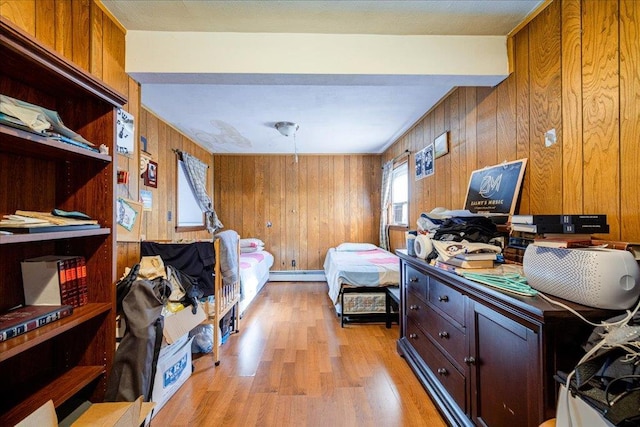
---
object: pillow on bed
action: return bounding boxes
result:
[240,245,264,254]
[240,238,264,248]
[335,243,378,252]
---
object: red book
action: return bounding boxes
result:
[0,305,73,342]
[67,258,79,307]
[57,259,73,306]
[77,257,88,306]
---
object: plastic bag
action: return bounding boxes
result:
[189,324,214,353]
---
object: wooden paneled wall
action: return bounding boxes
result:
[212,155,381,270]
[138,108,214,241]
[8,0,638,274]
[384,0,640,252]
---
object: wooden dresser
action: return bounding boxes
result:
[396,251,612,427]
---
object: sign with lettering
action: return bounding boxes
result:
[463,159,527,215]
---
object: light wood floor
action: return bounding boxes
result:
[151,282,446,427]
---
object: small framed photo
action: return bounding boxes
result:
[424,144,435,177]
[144,160,158,188]
[434,131,449,159]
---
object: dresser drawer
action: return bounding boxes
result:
[406,319,467,412]
[421,308,466,364]
[428,277,465,326]
[405,264,428,300]
[406,291,429,329]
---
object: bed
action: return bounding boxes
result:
[323,243,400,326]
[238,238,273,315]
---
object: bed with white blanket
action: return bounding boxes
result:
[239,238,274,315]
[323,243,400,326]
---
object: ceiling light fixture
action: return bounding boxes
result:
[274,121,300,163]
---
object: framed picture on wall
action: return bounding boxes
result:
[434,131,449,159]
[144,160,158,188]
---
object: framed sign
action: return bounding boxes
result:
[116,109,135,156]
[463,158,528,215]
[116,198,143,242]
[144,160,158,188]
[415,144,434,180]
[434,131,449,159]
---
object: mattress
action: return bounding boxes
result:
[239,250,274,314]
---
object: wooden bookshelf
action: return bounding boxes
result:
[0,17,125,423]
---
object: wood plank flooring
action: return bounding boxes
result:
[151,282,446,426]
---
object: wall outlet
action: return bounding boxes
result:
[167,211,172,221]
[291,259,296,268]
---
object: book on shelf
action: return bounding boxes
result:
[21,255,88,308]
[0,224,100,233]
[533,237,592,249]
[591,239,640,260]
[440,257,495,269]
[511,214,607,225]
[510,222,609,234]
[0,304,73,342]
[454,252,498,261]
[503,247,525,264]
[508,235,534,249]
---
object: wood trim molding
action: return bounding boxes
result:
[93,0,127,34]
[508,0,554,38]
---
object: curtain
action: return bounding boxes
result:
[380,160,393,250]
[179,151,223,233]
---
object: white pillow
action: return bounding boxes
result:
[240,245,264,254]
[240,238,264,248]
[335,243,378,252]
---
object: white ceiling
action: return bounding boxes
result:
[101,1,544,155]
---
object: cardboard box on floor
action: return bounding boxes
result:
[150,335,194,418]
[16,396,154,427]
[162,303,206,344]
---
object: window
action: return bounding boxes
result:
[177,159,205,229]
[390,161,408,225]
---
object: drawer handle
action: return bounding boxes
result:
[437,368,448,376]
[464,356,476,365]
[438,331,449,339]
[409,333,417,339]
[438,295,449,302]
[409,277,419,282]
[409,305,419,310]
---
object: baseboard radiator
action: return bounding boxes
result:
[269,270,326,282]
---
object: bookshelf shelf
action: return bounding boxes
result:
[0,365,105,426]
[0,228,111,245]
[0,17,124,424]
[0,124,113,162]
[0,303,112,362]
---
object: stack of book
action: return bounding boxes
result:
[510,214,609,234]
[0,94,98,152]
[21,255,88,308]
[435,252,498,273]
[0,210,99,233]
[0,304,73,342]
[504,214,610,264]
